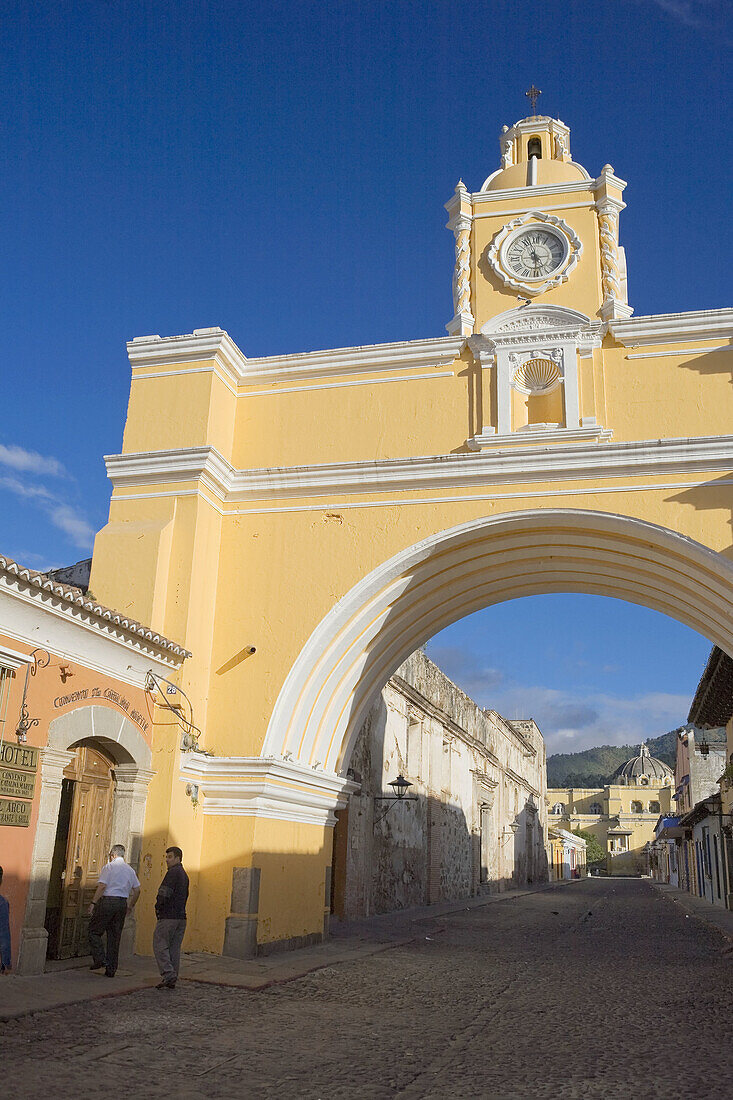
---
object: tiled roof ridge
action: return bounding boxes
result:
[0,554,191,659]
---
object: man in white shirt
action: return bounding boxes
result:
[87,844,141,977]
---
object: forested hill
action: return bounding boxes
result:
[546,730,678,788]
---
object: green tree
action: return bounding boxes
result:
[572,828,605,865]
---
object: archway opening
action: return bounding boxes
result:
[264,509,733,923]
[330,590,711,919]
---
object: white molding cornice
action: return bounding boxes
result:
[467,426,613,450]
[475,179,595,203]
[105,446,233,502]
[128,328,247,386]
[0,642,34,670]
[477,305,602,348]
[240,336,465,384]
[106,434,733,504]
[129,329,465,387]
[475,166,625,203]
[179,754,358,826]
[609,309,733,346]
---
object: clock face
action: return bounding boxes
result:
[486,213,582,296]
[505,229,566,280]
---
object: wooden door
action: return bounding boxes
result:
[57,746,115,959]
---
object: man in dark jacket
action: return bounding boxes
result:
[153,846,189,989]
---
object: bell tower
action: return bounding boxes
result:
[446,109,633,449]
[445,110,633,335]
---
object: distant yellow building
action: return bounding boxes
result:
[548,828,587,881]
[548,745,674,875]
[87,110,733,957]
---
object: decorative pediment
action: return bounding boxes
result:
[482,304,599,341]
[467,304,608,447]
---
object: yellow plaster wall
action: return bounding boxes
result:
[250,816,332,946]
[122,368,219,453]
[196,817,257,954]
[471,204,604,327]
[233,366,476,469]
[601,343,732,442]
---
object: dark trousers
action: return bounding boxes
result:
[88,896,127,974]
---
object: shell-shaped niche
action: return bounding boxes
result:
[511,357,562,395]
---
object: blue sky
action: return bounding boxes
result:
[0,0,727,751]
[426,595,710,755]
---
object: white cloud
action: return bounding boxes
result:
[0,444,66,478]
[484,682,689,755]
[0,456,96,554]
[630,0,725,29]
[49,504,96,548]
[423,641,689,756]
[0,475,55,502]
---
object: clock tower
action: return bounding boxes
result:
[446,112,633,333]
[446,112,633,445]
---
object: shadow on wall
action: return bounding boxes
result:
[667,474,733,560]
[332,790,548,922]
[670,346,733,557]
[9,827,338,972]
[330,693,548,922]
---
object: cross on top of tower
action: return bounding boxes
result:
[525,84,541,115]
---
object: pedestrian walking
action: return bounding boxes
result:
[153,845,189,989]
[88,844,140,977]
[0,865,11,974]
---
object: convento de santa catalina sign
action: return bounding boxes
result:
[89,110,733,959]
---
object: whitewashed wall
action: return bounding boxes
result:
[333,650,548,919]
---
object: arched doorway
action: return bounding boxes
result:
[45,744,116,960]
[16,705,154,975]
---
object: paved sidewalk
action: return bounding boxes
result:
[0,879,567,1021]
[649,880,733,946]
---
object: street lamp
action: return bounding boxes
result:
[373,774,418,824]
[388,774,415,800]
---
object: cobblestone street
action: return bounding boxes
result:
[2,879,731,1099]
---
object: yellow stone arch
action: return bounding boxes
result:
[90,111,733,956]
[264,508,733,777]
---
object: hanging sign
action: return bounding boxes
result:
[0,743,39,772]
[0,744,38,810]
[0,798,32,827]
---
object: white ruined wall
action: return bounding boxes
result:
[334,650,548,920]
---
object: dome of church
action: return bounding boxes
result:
[609,743,673,786]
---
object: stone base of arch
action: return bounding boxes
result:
[16,706,154,976]
[180,754,356,957]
